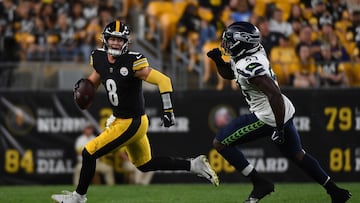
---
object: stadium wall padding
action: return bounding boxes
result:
[0,89,359,185]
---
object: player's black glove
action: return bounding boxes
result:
[271,128,285,144]
[161,110,176,127]
[207,48,234,79]
[206,48,223,63]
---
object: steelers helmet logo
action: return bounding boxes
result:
[208,105,236,133]
[5,105,35,136]
[120,67,128,76]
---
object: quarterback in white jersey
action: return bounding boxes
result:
[207,21,351,203]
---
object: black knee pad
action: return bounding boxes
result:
[82,148,96,162]
[294,151,305,162]
[137,161,152,172]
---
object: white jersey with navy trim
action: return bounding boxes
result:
[231,47,295,126]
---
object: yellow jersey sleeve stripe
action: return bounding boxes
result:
[133,58,149,71]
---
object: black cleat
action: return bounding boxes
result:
[244,179,275,203]
[328,187,352,203]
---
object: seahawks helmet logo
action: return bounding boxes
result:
[233,32,260,44]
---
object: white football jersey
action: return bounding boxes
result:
[231,47,295,126]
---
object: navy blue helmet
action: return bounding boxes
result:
[221,21,261,57]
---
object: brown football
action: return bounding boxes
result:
[74,79,95,109]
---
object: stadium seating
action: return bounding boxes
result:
[270,45,297,86]
[1,0,360,90]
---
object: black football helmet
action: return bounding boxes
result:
[102,20,131,56]
[221,21,261,57]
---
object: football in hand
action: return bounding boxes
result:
[74,78,95,110]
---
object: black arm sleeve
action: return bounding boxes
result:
[214,60,235,80]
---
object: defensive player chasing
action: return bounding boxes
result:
[51,20,219,203]
[207,21,351,203]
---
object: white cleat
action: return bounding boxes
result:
[191,155,220,187]
[51,190,87,203]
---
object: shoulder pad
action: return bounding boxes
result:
[127,51,145,60]
[126,52,149,71]
[246,62,265,76]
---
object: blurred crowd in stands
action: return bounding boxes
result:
[1,0,360,90]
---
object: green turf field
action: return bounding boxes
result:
[0,183,357,203]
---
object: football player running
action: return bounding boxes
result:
[207,21,351,203]
[51,20,219,203]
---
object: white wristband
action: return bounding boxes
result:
[161,93,172,110]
